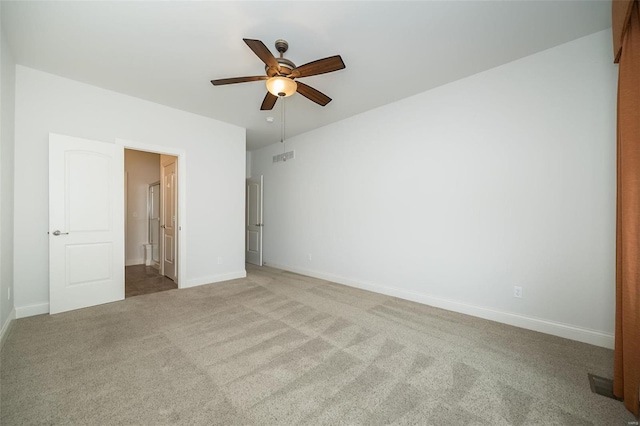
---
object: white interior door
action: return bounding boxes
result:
[246,176,263,266]
[161,157,177,281]
[149,183,161,269]
[49,133,124,314]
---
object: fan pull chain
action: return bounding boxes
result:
[281,97,286,157]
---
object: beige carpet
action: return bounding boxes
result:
[1,265,634,425]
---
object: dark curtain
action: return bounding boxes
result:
[613,0,640,418]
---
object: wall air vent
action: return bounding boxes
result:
[273,150,295,163]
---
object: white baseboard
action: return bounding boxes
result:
[11,270,248,317]
[183,270,247,289]
[16,303,49,318]
[125,258,144,266]
[266,262,615,349]
[0,308,16,350]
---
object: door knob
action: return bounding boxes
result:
[52,230,69,236]
[161,225,166,229]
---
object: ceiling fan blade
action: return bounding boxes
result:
[260,92,278,110]
[296,81,332,106]
[210,76,267,86]
[243,38,279,70]
[291,55,345,79]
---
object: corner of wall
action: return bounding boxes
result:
[0,307,15,351]
[15,303,49,318]
[0,10,17,342]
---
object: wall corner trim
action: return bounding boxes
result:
[16,303,50,318]
[0,308,16,351]
[125,258,145,267]
[265,263,615,349]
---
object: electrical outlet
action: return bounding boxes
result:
[308,253,312,261]
[513,286,523,298]
[217,256,223,265]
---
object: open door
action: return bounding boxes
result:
[161,155,178,281]
[49,133,124,314]
[149,182,161,269]
[246,176,263,266]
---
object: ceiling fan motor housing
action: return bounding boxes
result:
[275,39,288,54]
[266,58,296,76]
[265,39,296,76]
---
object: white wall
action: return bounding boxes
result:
[246,150,252,178]
[124,149,160,266]
[251,30,618,348]
[0,10,16,340]
[14,66,246,316]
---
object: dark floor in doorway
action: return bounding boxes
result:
[125,265,177,298]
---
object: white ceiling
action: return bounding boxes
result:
[1,1,611,151]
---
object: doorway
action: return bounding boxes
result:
[124,149,179,297]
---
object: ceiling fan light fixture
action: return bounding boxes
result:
[266,76,297,97]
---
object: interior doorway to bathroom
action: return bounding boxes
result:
[124,149,178,297]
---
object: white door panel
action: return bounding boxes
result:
[161,158,177,281]
[246,176,263,266]
[49,133,124,314]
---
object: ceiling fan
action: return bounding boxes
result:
[211,38,346,110]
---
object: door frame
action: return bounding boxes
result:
[117,138,186,288]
